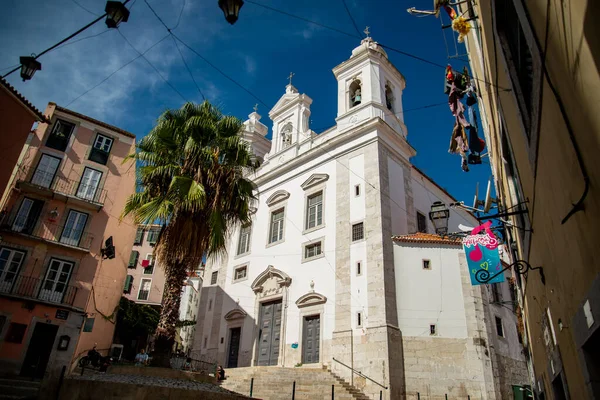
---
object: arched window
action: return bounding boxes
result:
[385,83,394,112]
[281,123,293,148]
[349,80,362,108]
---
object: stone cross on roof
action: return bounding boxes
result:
[253,103,258,113]
[288,72,295,86]
[364,26,370,37]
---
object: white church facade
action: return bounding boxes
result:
[193,36,529,399]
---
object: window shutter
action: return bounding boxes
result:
[128,251,139,268]
[134,228,143,244]
[123,275,133,293]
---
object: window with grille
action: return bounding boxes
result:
[269,208,285,244]
[46,119,75,151]
[211,271,218,285]
[351,222,364,242]
[305,192,323,230]
[138,278,151,300]
[417,212,427,233]
[495,316,504,337]
[89,134,114,165]
[237,224,251,255]
[234,265,247,281]
[495,0,535,136]
[304,241,322,261]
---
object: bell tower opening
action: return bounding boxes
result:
[349,79,362,108]
[385,82,394,112]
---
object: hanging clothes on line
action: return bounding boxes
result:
[448,83,470,128]
[449,120,470,172]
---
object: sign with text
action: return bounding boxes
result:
[462,221,504,285]
[55,309,70,320]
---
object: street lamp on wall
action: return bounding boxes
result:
[429,201,450,236]
[105,1,131,28]
[218,0,244,24]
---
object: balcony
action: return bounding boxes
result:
[14,164,107,210]
[0,275,78,308]
[0,210,94,251]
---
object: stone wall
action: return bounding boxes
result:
[494,354,530,400]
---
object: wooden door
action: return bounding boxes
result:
[302,315,320,364]
[257,300,282,366]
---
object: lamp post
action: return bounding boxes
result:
[218,0,244,25]
[429,201,450,236]
[105,1,131,28]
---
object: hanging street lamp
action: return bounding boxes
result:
[218,0,244,25]
[105,1,131,28]
[429,201,450,236]
[19,56,42,81]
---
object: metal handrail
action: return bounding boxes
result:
[332,357,388,390]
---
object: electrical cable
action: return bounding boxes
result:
[340,0,363,38]
[171,35,206,100]
[71,0,101,16]
[171,0,186,31]
[65,33,171,107]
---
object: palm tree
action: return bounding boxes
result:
[122,101,258,366]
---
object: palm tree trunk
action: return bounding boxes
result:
[151,261,188,367]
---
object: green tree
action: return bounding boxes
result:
[122,101,258,366]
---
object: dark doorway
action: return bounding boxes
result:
[20,322,59,379]
[302,315,320,364]
[552,373,568,400]
[227,327,241,368]
[582,327,600,398]
[257,300,282,366]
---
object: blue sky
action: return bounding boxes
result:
[1,0,492,210]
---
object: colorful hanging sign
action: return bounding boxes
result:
[462,221,504,285]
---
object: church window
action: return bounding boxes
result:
[234,265,248,281]
[422,259,431,270]
[305,191,323,230]
[357,312,363,328]
[236,224,252,256]
[349,79,362,108]
[351,222,364,242]
[430,324,437,335]
[211,271,218,285]
[385,83,394,112]
[281,123,293,149]
[416,212,427,233]
[355,184,361,196]
[304,241,322,260]
[356,261,362,276]
[269,208,285,244]
[495,316,504,337]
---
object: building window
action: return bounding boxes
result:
[40,259,73,303]
[357,312,363,328]
[303,241,322,261]
[143,254,154,275]
[128,251,139,268]
[31,154,61,189]
[269,208,285,244]
[417,212,427,233]
[305,191,323,230]
[146,228,160,245]
[134,228,144,244]
[0,247,26,292]
[236,224,252,256]
[495,0,536,136]
[123,275,133,294]
[210,271,218,285]
[349,79,362,108]
[354,184,361,196]
[351,222,364,242]
[495,316,504,337]
[422,259,431,270]
[12,197,44,235]
[208,299,213,311]
[203,337,208,348]
[46,119,75,152]
[83,317,95,333]
[234,265,247,281]
[491,283,502,303]
[356,261,362,276]
[89,134,113,165]
[138,278,151,300]
[430,324,437,336]
[76,167,102,202]
[60,210,89,247]
[5,323,27,343]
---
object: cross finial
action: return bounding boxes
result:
[364,26,370,37]
[288,72,295,86]
[253,103,258,113]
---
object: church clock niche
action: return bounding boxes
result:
[349,79,362,108]
[281,122,293,149]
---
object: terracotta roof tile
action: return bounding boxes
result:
[392,232,462,246]
[0,78,46,121]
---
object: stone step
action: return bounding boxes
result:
[0,382,41,398]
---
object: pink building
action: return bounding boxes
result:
[0,103,136,389]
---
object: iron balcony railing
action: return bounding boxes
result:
[0,274,78,307]
[15,163,107,206]
[0,210,94,250]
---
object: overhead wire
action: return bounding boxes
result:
[340,0,363,38]
[70,0,101,16]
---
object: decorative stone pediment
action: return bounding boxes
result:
[301,173,329,190]
[266,190,290,206]
[295,292,328,308]
[251,265,292,299]
[224,308,247,321]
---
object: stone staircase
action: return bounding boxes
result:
[219,366,370,400]
[0,377,41,399]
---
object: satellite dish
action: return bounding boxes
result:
[473,182,484,210]
[483,180,498,213]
